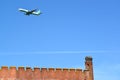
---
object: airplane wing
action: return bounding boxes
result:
[18,8,29,12]
[31,9,37,12]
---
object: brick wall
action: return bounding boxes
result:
[0,56,94,80]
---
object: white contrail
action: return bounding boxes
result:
[32,50,108,54]
[26,50,120,54]
[0,50,117,55]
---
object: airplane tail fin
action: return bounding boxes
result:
[32,10,42,15]
[36,10,41,14]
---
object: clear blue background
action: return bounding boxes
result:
[0,0,120,80]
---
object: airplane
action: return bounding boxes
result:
[18,8,42,16]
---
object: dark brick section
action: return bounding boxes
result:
[0,56,94,80]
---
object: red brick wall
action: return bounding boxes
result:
[0,57,94,80]
[0,67,91,80]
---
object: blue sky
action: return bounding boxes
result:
[0,0,120,80]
